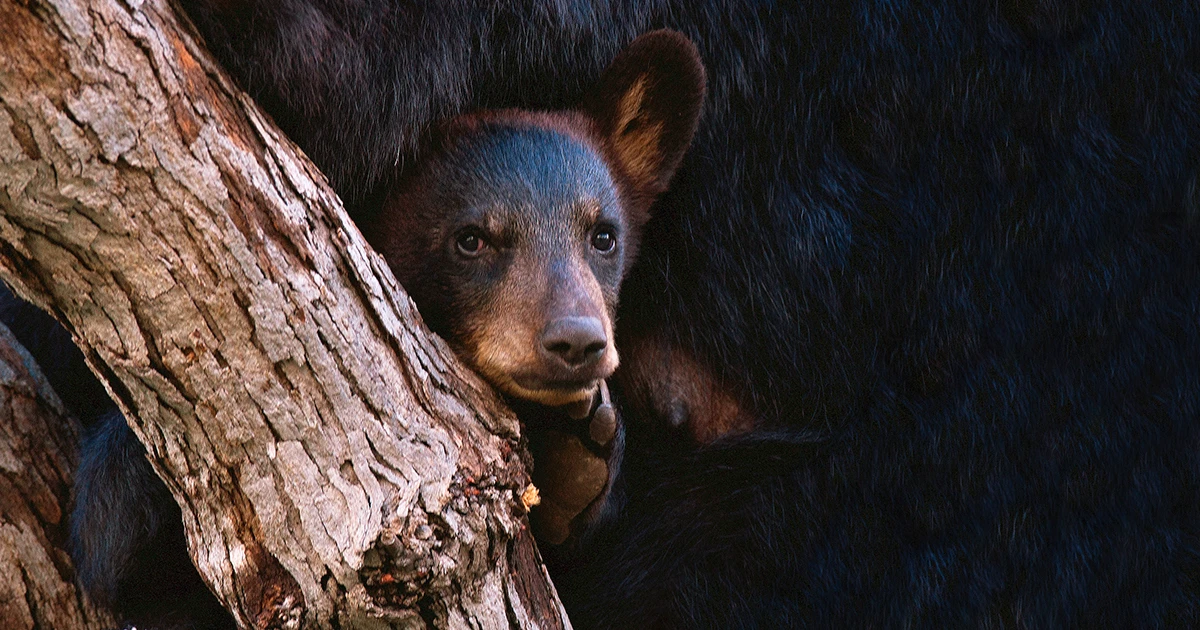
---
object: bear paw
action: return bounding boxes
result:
[528,382,621,545]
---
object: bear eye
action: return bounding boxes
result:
[455,230,487,257]
[591,227,617,253]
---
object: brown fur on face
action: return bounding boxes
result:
[463,216,621,406]
[372,113,629,406]
[368,31,706,407]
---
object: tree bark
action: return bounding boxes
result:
[0,0,570,628]
[0,321,116,630]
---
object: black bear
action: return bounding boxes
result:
[369,31,704,410]
[7,0,1200,628]
[0,28,705,630]
[365,30,706,545]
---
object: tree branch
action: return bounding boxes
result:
[0,0,568,626]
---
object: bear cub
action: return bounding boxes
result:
[370,30,705,544]
[0,29,703,630]
[372,30,703,409]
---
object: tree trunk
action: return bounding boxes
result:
[0,0,570,627]
[0,321,116,630]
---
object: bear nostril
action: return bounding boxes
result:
[541,317,607,368]
[583,340,606,358]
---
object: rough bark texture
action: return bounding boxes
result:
[0,0,570,627]
[0,322,116,630]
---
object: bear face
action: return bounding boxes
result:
[374,115,628,405]
[369,30,706,407]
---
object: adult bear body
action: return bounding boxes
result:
[5,1,1198,628]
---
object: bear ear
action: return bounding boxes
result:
[583,30,706,205]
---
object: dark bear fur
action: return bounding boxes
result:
[4,0,1198,628]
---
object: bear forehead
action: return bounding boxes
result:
[434,125,619,215]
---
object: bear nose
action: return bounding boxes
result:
[540,317,607,368]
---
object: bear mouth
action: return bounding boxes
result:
[505,376,600,406]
